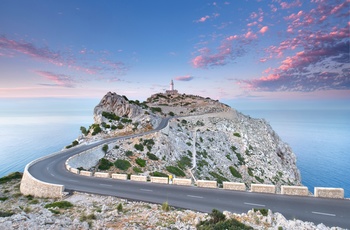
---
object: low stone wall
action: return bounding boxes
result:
[281,186,309,196]
[173,178,192,186]
[223,182,246,191]
[314,187,344,199]
[94,172,110,178]
[79,170,92,177]
[150,177,168,184]
[20,159,64,198]
[130,175,147,182]
[197,180,217,188]
[251,184,276,194]
[70,168,80,174]
[111,174,128,180]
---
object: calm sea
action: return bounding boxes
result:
[0,98,349,198]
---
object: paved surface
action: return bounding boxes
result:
[29,117,350,228]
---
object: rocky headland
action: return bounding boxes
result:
[76,92,301,191]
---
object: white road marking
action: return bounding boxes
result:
[187,195,203,199]
[50,173,55,177]
[69,179,78,182]
[312,211,336,217]
[140,189,153,192]
[100,184,112,187]
[244,202,266,207]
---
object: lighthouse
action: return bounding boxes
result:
[166,79,178,95]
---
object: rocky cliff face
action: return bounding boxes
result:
[85,92,302,190]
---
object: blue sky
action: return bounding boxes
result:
[0,0,349,107]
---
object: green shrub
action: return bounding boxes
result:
[102,144,109,153]
[116,124,124,129]
[117,203,123,212]
[177,156,192,170]
[111,125,117,130]
[102,111,120,121]
[233,132,241,137]
[229,166,242,178]
[0,197,8,201]
[162,201,170,212]
[147,152,159,160]
[168,111,175,116]
[136,158,146,167]
[98,158,113,170]
[114,159,131,171]
[125,150,133,157]
[226,154,232,161]
[151,107,162,113]
[248,167,254,177]
[254,208,268,216]
[80,126,88,135]
[91,124,102,135]
[181,119,187,125]
[209,172,228,184]
[151,171,168,177]
[0,172,22,184]
[166,166,185,177]
[186,142,191,146]
[133,167,143,173]
[255,176,264,183]
[44,201,73,209]
[197,209,253,230]
[0,211,14,217]
[121,118,132,123]
[134,143,144,151]
[236,152,245,165]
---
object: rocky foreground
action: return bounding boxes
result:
[1,174,345,229]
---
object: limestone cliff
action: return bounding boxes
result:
[81,92,302,189]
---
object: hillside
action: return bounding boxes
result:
[76,92,301,190]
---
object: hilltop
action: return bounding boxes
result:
[73,91,301,190]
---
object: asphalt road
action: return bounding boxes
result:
[28,117,350,229]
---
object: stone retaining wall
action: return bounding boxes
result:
[281,186,309,196]
[94,172,110,178]
[111,174,128,180]
[314,187,344,199]
[223,182,246,191]
[197,180,217,188]
[173,178,192,186]
[66,145,105,170]
[251,184,276,194]
[130,175,147,182]
[70,168,80,174]
[150,177,168,184]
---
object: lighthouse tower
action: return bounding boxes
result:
[166,79,178,95]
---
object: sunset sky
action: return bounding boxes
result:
[0,0,349,106]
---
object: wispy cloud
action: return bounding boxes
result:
[35,70,77,88]
[175,75,194,81]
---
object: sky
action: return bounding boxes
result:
[0,0,349,108]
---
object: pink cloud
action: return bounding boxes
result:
[175,75,194,81]
[280,0,302,9]
[197,15,210,23]
[244,31,257,39]
[259,26,269,34]
[35,70,76,88]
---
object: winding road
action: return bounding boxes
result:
[28,117,350,228]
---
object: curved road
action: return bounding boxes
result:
[29,118,350,228]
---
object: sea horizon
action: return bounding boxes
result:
[0,98,349,198]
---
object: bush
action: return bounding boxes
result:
[209,172,228,184]
[0,197,8,201]
[136,158,146,167]
[133,167,143,173]
[102,144,108,153]
[177,156,192,170]
[102,111,120,121]
[91,124,102,135]
[248,167,254,177]
[255,176,264,183]
[80,126,88,135]
[117,203,123,212]
[197,209,253,230]
[116,124,124,129]
[162,201,170,212]
[168,111,175,116]
[134,143,144,151]
[125,150,133,157]
[0,172,22,184]
[233,132,241,137]
[151,171,168,177]
[166,166,185,177]
[236,152,245,165]
[44,201,73,209]
[98,158,113,170]
[114,159,131,171]
[0,211,14,217]
[121,118,132,123]
[254,208,268,216]
[229,166,242,178]
[147,152,159,160]
[151,107,162,113]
